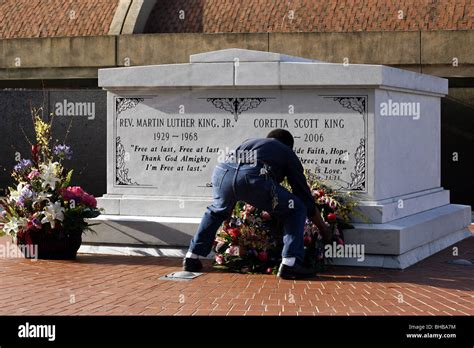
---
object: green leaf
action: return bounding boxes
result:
[60,169,74,189]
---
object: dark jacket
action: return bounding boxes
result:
[233,138,316,218]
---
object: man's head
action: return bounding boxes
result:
[267,129,294,148]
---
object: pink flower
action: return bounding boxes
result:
[215,254,224,264]
[261,211,271,221]
[59,186,97,208]
[27,170,40,180]
[82,193,97,208]
[60,187,76,201]
[244,204,256,213]
[69,186,85,196]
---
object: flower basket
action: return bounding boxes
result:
[17,230,82,260]
[0,107,101,259]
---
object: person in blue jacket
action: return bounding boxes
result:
[183,129,331,279]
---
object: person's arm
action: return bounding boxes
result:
[310,209,332,244]
[286,151,316,217]
[286,151,332,244]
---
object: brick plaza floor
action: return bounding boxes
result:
[0,229,473,316]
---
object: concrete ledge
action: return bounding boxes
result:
[98,62,235,88]
[2,31,474,80]
[84,205,472,271]
[0,67,103,80]
[97,195,212,216]
[79,244,188,258]
[81,221,472,270]
[98,55,448,95]
[332,229,472,269]
[421,31,474,65]
[269,31,421,65]
[346,204,471,255]
[83,215,201,246]
[353,188,450,223]
[0,36,116,69]
[190,48,315,63]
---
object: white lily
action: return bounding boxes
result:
[2,217,27,236]
[39,162,60,189]
[8,183,26,203]
[40,201,65,229]
[32,191,52,209]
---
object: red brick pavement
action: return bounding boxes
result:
[0,232,472,316]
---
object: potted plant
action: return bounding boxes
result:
[0,108,101,259]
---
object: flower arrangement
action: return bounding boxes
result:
[213,169,359,274]
[0,108,101,259]
[213,202,280,274]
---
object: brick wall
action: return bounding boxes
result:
[144,0,474,33]
[0,0,118,39]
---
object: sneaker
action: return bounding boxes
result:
[182,257,203,272]
[277,262,316,280]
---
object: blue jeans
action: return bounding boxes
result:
[188,162,306,262]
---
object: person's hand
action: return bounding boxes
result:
[320,225,333,245]
[310,209,333,245]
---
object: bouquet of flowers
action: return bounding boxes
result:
[0,108,101,259]
[213,169,359,273]
[214,202,281,274]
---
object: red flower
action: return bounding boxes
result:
[31,145,41,163]
[59,186,97,208]
[304,235,312,246]
[327,213,337,222]
[261,211,271,221]
[81,193,97,208]
[257,251,268,262]
[266,267,273,274]
[317,189,325,197]
[31,144,40,156]
[227,228,240,239]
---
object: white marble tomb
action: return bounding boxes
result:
[81,48,471,269]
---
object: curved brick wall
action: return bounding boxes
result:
[144,0,474,33]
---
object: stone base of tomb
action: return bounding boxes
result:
[83,197,471,269]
